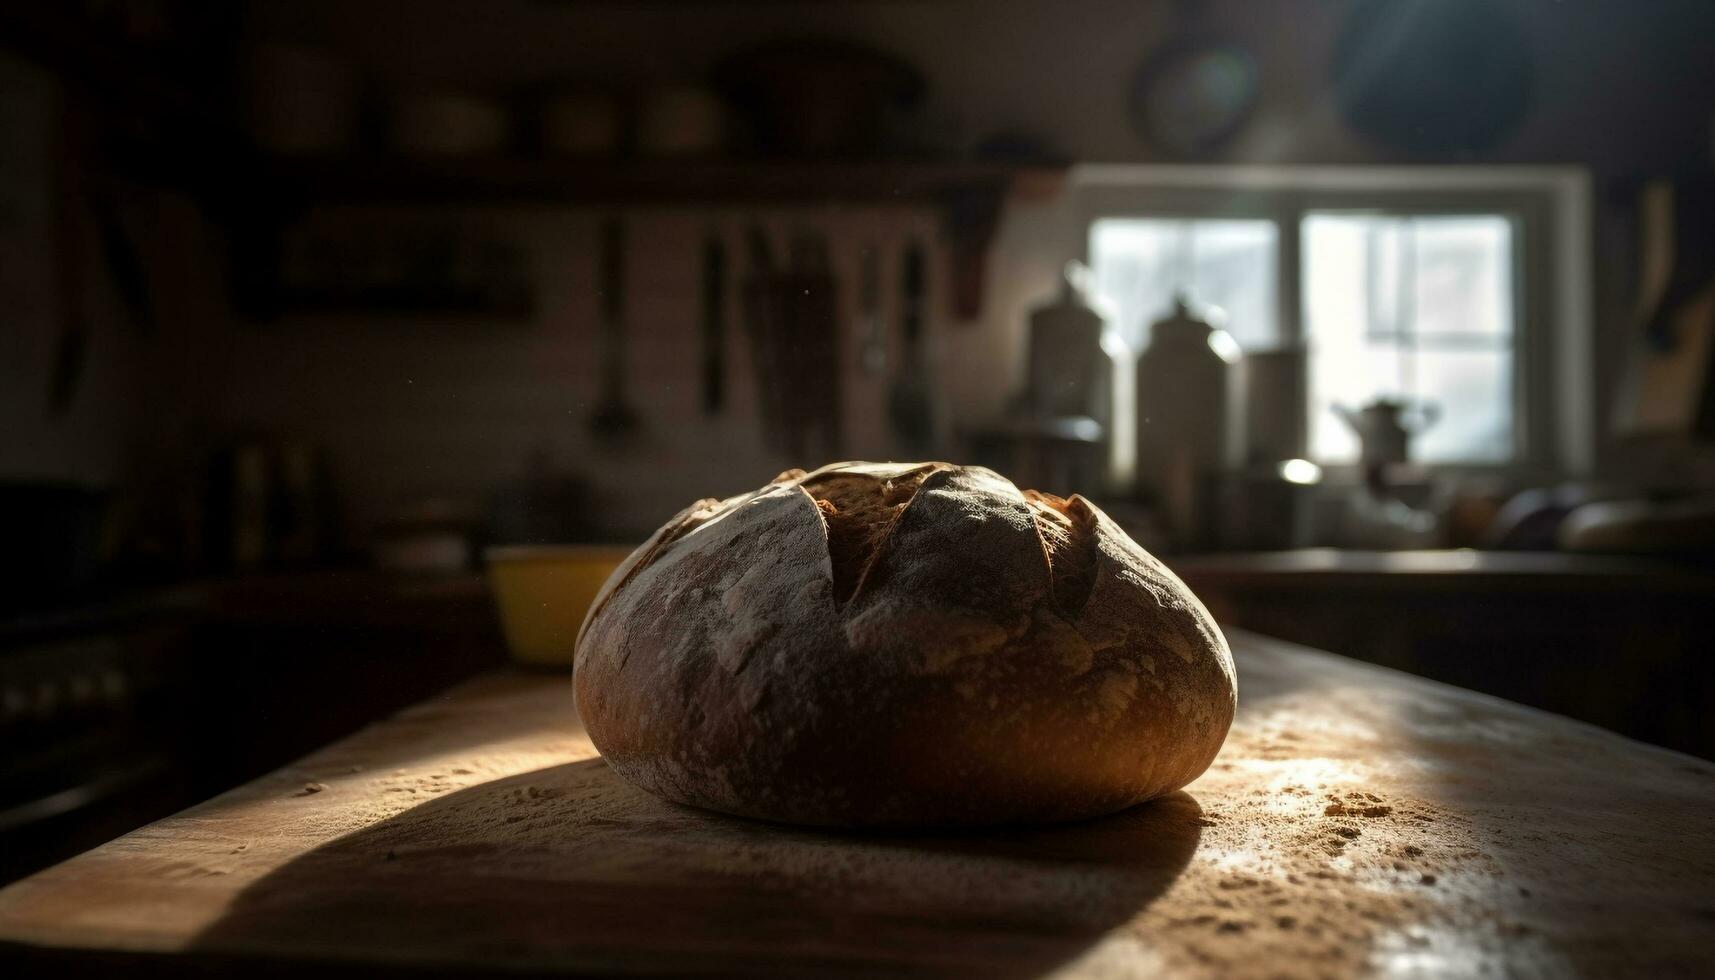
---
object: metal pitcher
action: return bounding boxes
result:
[1333,398,1438,466]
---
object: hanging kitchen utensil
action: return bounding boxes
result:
[1613,180,1715,439]
[49,111,91,415]
[888,239,933,454]
[701,232,726,415]
[742,224,785,450]
[46,309,88,416]
[796,229,841,459]
[588,217,641,446]
[92,191,155,337]
[779,230,815,460]
[743,225,841,459]
[858,245,886,377]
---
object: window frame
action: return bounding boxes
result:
[1297,206,1525,466]
[1087,213,1284,352]
[1074,167,1588,476]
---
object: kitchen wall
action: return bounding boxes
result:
[218,205,949,535]
[256,0,1715,171]
[0,54,122,486]
[216,1,1715,538]
[12,1,1715,545]
[0,52,230,494]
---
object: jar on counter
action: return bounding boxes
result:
[1026,263,1126,428]
[1134,293,1242,549]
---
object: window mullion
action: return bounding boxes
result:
[1277,199,1306,459]
[1277,199,1304,348]
[1403,218,1418,401]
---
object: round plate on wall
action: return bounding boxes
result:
[1130,39,1259,159]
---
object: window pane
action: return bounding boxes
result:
[1302,214,1376,348]
[1412,216,1513,338]
[1307,342,1408,463]
[1090,218,1278,351]
[1412,350,1513,463]
[1303,212,1515,464]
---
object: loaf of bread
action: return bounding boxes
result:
[574,462,1236,828]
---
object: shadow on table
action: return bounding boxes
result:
[191,758,1203,978]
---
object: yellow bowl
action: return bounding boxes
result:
[485,544,635,667]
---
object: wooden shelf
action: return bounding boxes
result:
[0,8,222,124]
[247,156,1066,319]
[255,156,1066,208]
[265,285,535,320]
[0,7,243,192]
[5,9,1065,319]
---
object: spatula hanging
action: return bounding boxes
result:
[888,239,933,454]
[588,216,642,447]
[701,232,726,416]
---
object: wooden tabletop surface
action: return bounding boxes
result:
[1,630,1711,978]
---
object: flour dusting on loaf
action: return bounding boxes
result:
[575,461,1237,828]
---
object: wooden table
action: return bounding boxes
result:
[1,630,1711,978]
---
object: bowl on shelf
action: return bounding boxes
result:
[712,39,924,157]
[388,89,510,156]
[484,544,634,667]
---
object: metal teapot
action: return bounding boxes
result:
[1333,398,1438,466]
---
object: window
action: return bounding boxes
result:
[1084,179,1552,468]
[1089,218,1278,351]
[1303,213,1516,463]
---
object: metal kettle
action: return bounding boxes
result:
[1333,398,1438,466]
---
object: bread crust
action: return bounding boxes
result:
[574,461,1236,828]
